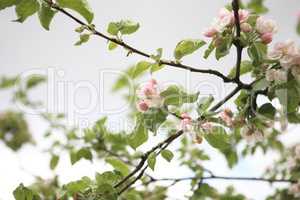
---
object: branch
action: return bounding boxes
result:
[44,0,243,84]
[232,0,243,82]
[113,130,184,189]
[144,175,297,185]
[210,86,242,112]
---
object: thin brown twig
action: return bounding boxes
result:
[44,0,255,87]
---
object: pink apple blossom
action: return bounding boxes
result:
[180,113,193,132]
[256,16,278,35]
[137,100,149,112]
[240,23,252,33]
[261,32,273,44]
[238,9,250,23]
[203,27,218,38]
[265,69,287,82]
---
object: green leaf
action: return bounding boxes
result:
[70,148,92,165]
[252,78,269,91]
[119,20,140,35]
[56,0,94,23]
[147,152,156,171]
[160,85,199,106]
[174,39,206,60]
[215,36,233,60]
[150,63,164,73]
[0,76,19,89]
[77,147,92,161]
[105,157,130,176]
[96,184,118,200]
[96,171,122,186]
[222,148,238,168]
[275,80,300,113]
[50,154,59,170]
[297,21,300,35]
[143,108,168,133]
[64,177,91,194]
[161,149,174,162]
[75,33,90,46]
[204,41,215,59]
[0,0,18,11]
[204,127,230,151]
[258,103,276,120]
[107,20,139,36]
[26,75,46,89]
[107,22,119,36]
[108,41,118,50]
[132,61,151,78]
[228,60,254,79]
[197,95,214,115]
[247,0,268,14]
[15,0,40,23]
[247,42,267,65]
[38,3,56,30]
[13,184,40,200]
[127,115,148,149]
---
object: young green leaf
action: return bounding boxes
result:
[204,127,230,151]
[26,75,46,89]
[107,22,119,36]
[197,95,214,115]
[76,147,93,161]
[75,33,90,46]
[258,103,276,120]
[56,0,94,23]
[147,152,156,171]
[13,184,41,200]
[105,157,130,176]
[204,41,215,59]
[119,20,140,35]
[228,60,254,79]
[38,3,56,30]
[160,85,199,106]
[15,0,40,23]
[174,39,206,60]
[143,108,168,133]
[247,42,267,65]
[108,41,118,50]
[50,154,59,170]
[161,149,174,162]
[215,36,232,60]
[297,21,300,35]
[0,0,18,11]
[127,116,148,149]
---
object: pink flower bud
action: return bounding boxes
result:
[220,109,233,127]
[241,23,252,33]
[137,100,149,112]
[261,33,273,44]
[238,9,250,23]
[203,27,218,37]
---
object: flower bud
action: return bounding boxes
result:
[241,23,252,33]
[261,32,273,44]
[137,100,149,112]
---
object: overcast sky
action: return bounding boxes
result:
[1,0,300,199]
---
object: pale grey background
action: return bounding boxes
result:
[0,0,300,199]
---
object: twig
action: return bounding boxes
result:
[113,130,184,189]
[210,86,241,112]
[232,0,244,82]
[143,175,297,185]
[43,0,255,86]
